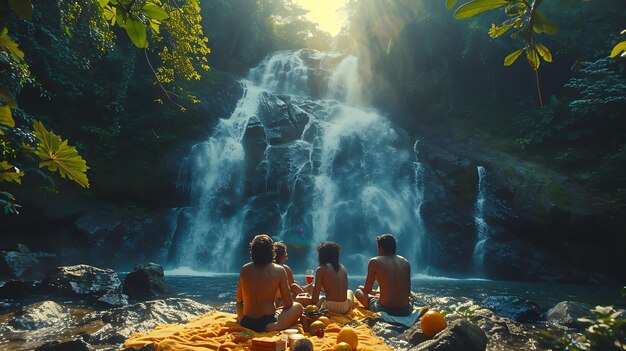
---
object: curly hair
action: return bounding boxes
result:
[376,234,396,255]
[317,241,341,271]
[274,241,287,263]
[249,234,275,266]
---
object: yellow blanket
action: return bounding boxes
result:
[124,305,392,351]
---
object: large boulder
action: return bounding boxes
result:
[43,265,121,296]
[81,298,214,345]
[0,249,58,280]
[409,319,487,351]
[35,339,92,351]
[122,263,166,300]
[256,92,310,145]
[546,301,593,328]
[9,301,73,330]
[481,296,539,322]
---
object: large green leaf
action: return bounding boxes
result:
[143,2,169,20]
[446,0,458,10]
[0,28,25,61]
[526,47,540,70]
[33,120,90,188]
[124,18,148,48]
[0,105,15,129]
[504,48,524,66]
[454,0,509,19]
[0,161,23,184]
[8,0,33,19]
[535,43,552,62]
[610,40,626,58]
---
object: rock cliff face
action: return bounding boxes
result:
[0,49,619,282]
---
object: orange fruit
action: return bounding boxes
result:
[309,320,325,336]
[420,310,447,338]
[318,316,331,325]
[334,342,353,351]
[336,326,358,350]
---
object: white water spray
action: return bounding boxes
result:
[473,166,488,273]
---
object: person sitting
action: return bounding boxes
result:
[274,241,306,296]
[311,241,354,314]
[355,234,412,316]
[236,234,303,332]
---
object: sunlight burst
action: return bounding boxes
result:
[295,0,349,36]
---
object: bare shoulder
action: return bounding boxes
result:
[397,255,409,264]
[283,264,293,273]
[272,263,287,275]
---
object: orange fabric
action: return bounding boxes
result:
[124,303,391,351]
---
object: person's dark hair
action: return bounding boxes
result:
[376,234,396,255]
[249,234,275,266]
[274,241,287,263]
[293,338,314,351]
[317,241,340,271]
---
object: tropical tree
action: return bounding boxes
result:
[0,0,210,214]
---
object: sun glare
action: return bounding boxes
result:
[295,0,349,37]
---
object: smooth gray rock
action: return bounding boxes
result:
[44,265,121,296]
[96,293,130,307]
[546,301,593,328]
[123,263,166,300]
[410,319,487,351]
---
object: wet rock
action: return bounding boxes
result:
[0,250,58,280]
[546,301,593,328]
[410,319,487,351]
[95,293,129,308]
[256,92,309,144]
[121,345,156,351]
[0,279,41,298]
[81,298,214,345]
[43,265,121,297]
[35,339,92,351]
[122,263,166,300]
[481,296,539,322]
[9,301,73,330]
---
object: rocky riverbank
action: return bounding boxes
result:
[1,261,621,351]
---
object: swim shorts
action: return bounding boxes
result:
[368,297,413,316]
[240,315,277,332]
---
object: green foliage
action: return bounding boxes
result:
[564,58,626,115]
[542,301,626,351]
[449,0,557,71]
[610,30,626,58]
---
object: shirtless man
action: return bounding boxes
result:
[311,242,354,314]
[236,235,303,332]
[355,234,412,316]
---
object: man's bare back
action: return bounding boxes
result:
[366,255,411,309]
[236,234,303,332]
[355,234,412,315]
[237,262,291,318]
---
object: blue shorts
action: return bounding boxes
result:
[369,297,413,316]
[240,315,277,332]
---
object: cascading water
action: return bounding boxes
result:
[472,166,488,273]
[171,49,427,274]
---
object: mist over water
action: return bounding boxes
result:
[171,49,427,274]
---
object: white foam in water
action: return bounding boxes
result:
[165,267,239,277]
[473,166,489,274]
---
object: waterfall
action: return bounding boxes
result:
[171,49,428,274]
[473,166,488,273]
